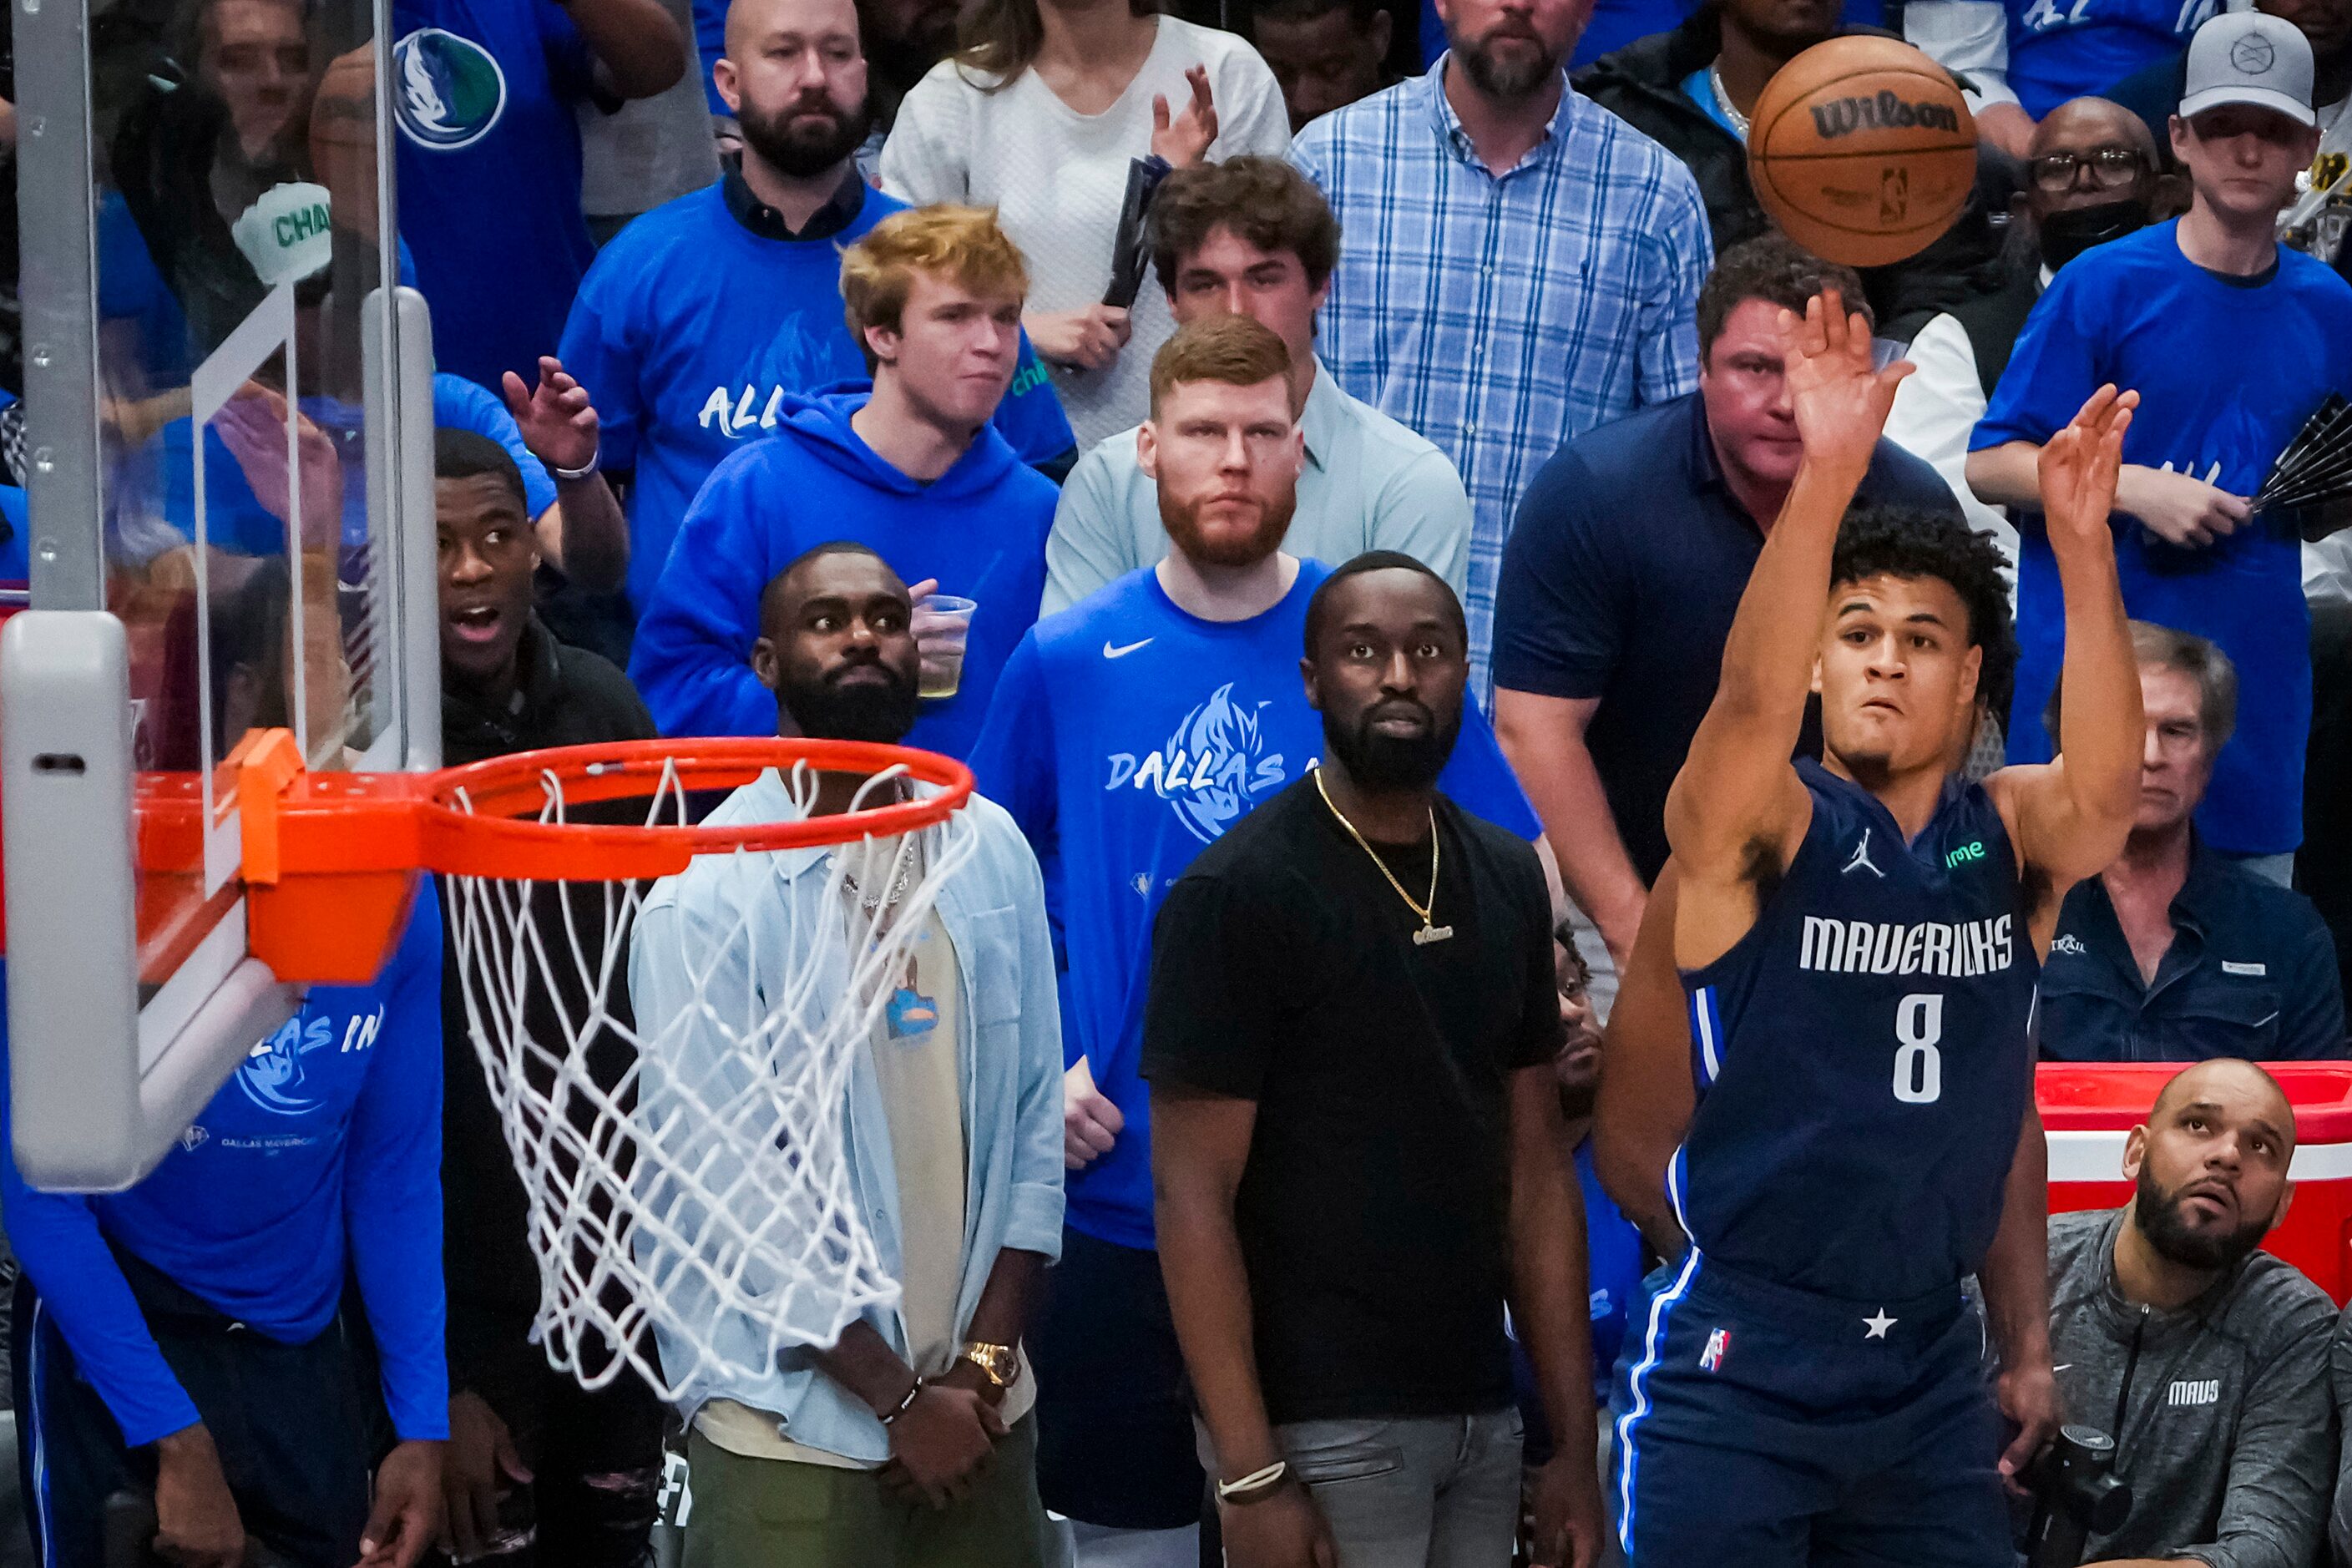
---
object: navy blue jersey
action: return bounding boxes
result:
[1677,759,2038,1303]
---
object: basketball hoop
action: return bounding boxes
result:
[217,731,983,1399]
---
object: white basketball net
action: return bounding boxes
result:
[443,759,979,1402]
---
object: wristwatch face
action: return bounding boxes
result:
[966,1343,1017,1383]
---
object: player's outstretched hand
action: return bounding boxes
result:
[357,1439,444,1568]
[1995,1357,2061,1498]
[2037,384,2137,551]
[1220,1480,1338,1568]
[1780,289,1911,483]
[500,357,601,477]
[1525,1449,1607,1568]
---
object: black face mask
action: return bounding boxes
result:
[2038,199,2152,271]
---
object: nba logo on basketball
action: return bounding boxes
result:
[1879,166,1910,224]
[1700,1328,1731,1373]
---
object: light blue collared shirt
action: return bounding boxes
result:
[1291,60,1712,694]
[627,771,1065,1464]
[1039,357,1475,616]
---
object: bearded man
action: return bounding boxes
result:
[2046,1058,2336,1567]
[968,315,1543,1566]
[555,0,1075,625]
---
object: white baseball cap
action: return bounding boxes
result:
[2180,11,2316,127]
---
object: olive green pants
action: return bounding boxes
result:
[682,1414,1055,1568]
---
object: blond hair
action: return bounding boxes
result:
[1146,314,1292,418]
[840,205,1030,372]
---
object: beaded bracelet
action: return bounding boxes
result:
[878,1377,925,1426]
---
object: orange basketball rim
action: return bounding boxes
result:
[36,730,979,987]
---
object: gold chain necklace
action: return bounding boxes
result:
[1313,766,1453,946]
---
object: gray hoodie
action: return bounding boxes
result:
[2046,1208,2336,1568]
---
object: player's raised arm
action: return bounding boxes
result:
[1664,293,1911,911]
[1987,387,2144,922]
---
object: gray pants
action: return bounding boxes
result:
[1216,1412,1524,1568]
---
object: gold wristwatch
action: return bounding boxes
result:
[958,1341,1019,1388]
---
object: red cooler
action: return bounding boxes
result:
[2041,1062,2352,1305]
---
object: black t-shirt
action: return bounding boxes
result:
[1141,775,1563,1425]
[438,619,657,1390]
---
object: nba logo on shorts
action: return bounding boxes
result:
[1700,1328,1731,1373]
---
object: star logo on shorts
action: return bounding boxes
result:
[1862,1308,1897,1339]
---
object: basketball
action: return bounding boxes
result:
[1747,36,1978,270]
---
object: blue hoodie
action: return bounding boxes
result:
[630,387,1057,760]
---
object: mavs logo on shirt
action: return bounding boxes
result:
[393,28,508,150]
[1104,682,1289,843]
[237,1008,383,1115]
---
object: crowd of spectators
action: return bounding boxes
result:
[13,0,2352,1559]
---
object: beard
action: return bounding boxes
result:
[1454,25,1562,101]
[2133,1167,2272,1273]
[1159,483,1297,569]
[781,660,920,744]
[738,91,873,179]
[1322,698,1461,792]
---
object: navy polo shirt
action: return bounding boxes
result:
[2040,840,2347,1062]
[1490,392,1963,883]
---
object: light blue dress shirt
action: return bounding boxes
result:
[628,771,1065,1464]
[1291,60,1712,695]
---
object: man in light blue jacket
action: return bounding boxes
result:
[629,540,1064,1566]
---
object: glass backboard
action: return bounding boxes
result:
[3,0,437,1188]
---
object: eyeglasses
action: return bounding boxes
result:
[2027,146,2150,192]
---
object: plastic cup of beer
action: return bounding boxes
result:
[913,594,977,700]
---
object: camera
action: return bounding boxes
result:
[2021,1424,2134,1568]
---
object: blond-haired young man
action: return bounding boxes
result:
[630,203,1058,758]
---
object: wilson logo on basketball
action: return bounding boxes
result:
[1808,90,1963,139]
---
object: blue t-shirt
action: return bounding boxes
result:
[969,560,1542,1248]
[393,0,601,391]
[1512,1138,1644,1451]
[2002,0,2218,119]
[0,893,447,1447]
[1975,220,2352,854]
[561,178,1073,609]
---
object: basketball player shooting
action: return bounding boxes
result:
[1597,292,2144,1566]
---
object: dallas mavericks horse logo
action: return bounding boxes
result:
[1104,684,1289,844]
[238,1015,336,1115]
[392,28,508,150]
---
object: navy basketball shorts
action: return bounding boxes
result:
[1029,1224,1203,1530]
[1611,1255,2009,1568]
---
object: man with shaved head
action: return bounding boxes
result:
[1886,97,2172,565]
[2046,1058,2336,1567]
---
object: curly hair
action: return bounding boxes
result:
[1828,505,2016,723]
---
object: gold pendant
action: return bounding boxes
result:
[1413,923,1454,945]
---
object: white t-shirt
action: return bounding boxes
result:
[878,18,1291,447]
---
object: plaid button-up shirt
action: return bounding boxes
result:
[1291,61,1712,692]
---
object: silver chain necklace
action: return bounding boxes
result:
[1708,62,1752,140]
